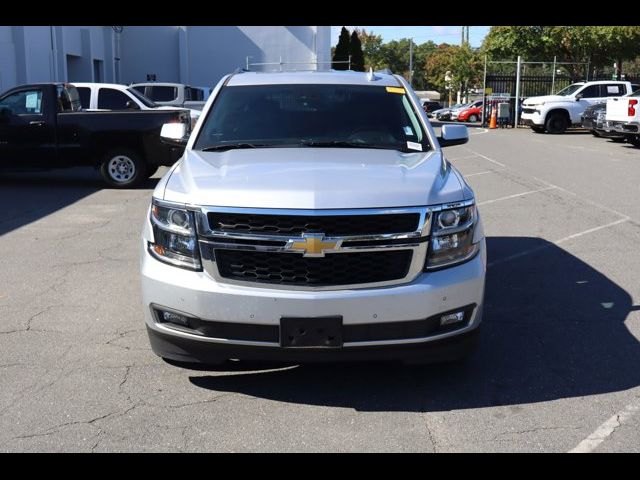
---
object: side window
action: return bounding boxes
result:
[603,84,625,97]
[578,85,600,98]
[131,85,146,95]
[631,84,640,94]
[97,88,130,109]
[149,86,177,102]
[76,87,91,109]
[0,89,43,115]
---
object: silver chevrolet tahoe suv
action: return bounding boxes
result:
[140,69,487,365]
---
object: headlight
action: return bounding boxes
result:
[148,201,201,270]
[425,204,479,270]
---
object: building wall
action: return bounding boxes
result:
[119,26,332,88]
[0,26,117,92]
[0,26,332,92]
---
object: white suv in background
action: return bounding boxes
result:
[521,80,638,133]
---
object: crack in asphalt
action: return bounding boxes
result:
[422,415,438,453]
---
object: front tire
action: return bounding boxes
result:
[591,129,601,137]
[99,149,147,188]
[545,112,568,134]
[468,114,479,123]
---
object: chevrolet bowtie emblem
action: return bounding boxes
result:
[286,233,342,257]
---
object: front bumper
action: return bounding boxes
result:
[520,111,544,127]
[141,238,486,363]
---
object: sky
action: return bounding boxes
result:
[330,26,491,48]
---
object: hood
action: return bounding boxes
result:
[523,95,568,106]
[160,148,465,209]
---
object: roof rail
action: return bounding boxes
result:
[245,56,352,72]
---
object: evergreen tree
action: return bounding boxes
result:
[349,31,365,71]
[332,27,351,70]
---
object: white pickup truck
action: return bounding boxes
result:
[604,90,640,147]
[71,82,201,129]
[521,80,638,134]
[140,70,486,366]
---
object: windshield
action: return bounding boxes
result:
[193,84,430,152]
[127,88,157,108]
[556,84,584,96]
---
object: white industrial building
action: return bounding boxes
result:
[0,26,332,92]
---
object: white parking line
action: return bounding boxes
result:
[487,218,629,268]
[532,177,632,221]
[465,170,502,178]
[447,154,481,161]
[569,402,640,453]
[463,148,507,167]
[477,186,557,206]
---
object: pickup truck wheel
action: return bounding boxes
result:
[100,150,147,188]
[544,112,568,134]
[628,135,640,148]
[591,130,601,137]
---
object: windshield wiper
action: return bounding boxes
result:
[201,143,268,152]
[299,140,412,151]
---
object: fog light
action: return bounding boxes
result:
[159,310,190,328]
[440,311,465,326]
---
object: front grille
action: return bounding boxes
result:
[215,249,413,286]
[522,108,537,114]
[207,212,420,236]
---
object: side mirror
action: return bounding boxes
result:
[438,124,469,148]
[160,122,189,147]
[126,100,140,110]
[575,94,583,101]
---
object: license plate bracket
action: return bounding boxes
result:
[280,316,343,348]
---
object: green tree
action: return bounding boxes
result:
[349,31,365,71]
[356,29,385,70]
[481,26,640,78]
[332,27,351,70]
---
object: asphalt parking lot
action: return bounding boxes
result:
[1,126,640,452]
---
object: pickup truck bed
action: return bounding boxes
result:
[605,92,640,146]
[0,83,189,187]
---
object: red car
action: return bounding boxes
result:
[456,102,483,122]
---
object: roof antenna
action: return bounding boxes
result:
[367,67,378,82]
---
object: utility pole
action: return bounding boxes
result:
[514,55,522,128]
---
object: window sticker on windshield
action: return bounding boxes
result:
[607,86,620,94]
[406,141,422,151]
[386,87,405,94]
[403,126,414,136]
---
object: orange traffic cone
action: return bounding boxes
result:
[489,107,497,129]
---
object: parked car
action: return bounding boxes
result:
[72,82,201,129]
[130,83,209,111]
[581,102,625,141]
[434,103,467,121]
[141,69,486,366]
[443,103,473,121]
[521,80,640,134]
[605,89,640,147]
[456,101,484,122]
[422,100,443,116]
[0,83,189,187]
